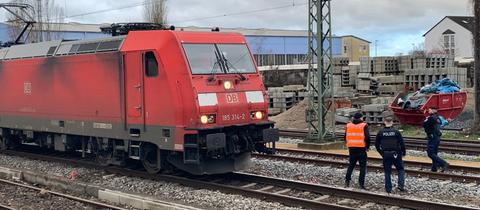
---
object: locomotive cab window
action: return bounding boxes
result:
[145,51,158,77]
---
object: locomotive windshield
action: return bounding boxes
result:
[183,44,256,75]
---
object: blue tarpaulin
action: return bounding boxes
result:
[438,116,449,127]
[419,78,461,94]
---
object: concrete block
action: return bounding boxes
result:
[362,104,388,112]
[336,115,351,124]
[283,85,305,92]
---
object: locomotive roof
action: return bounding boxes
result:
[0,36,126,61]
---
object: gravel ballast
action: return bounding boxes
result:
[246,158,480,208]
[0,181,98,210]
[0,154,298,210]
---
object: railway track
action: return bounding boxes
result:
[253,148,480,183]
[279,129,480,155]
[0,149,477,210]
[0,204,15,210]
[0,177,126,210]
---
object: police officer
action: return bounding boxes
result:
[344,112,370,190]
[423,107,449,172]
[375,116,406,193]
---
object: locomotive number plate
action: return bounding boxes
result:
[222,113,246,121]
[225,93,239,104]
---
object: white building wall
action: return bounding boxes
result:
[424,18,473,58]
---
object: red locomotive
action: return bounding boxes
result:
[0,26,278,175]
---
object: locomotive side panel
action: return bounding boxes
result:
[0,53,125,138]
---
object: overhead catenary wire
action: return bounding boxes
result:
[171,1,307,24]
[47,0,155,22]
[46,0,307,24]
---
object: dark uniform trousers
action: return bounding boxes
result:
[382,151,405,192]
[427,134,447,171]
[345,149,367,187]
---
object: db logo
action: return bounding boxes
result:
[225,93,239,103]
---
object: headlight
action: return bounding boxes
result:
[200,115,209,124]
[200,114,216,124]
[251,111,264,120]
[223,81,233,90]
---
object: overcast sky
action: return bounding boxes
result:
[1,0,473,55]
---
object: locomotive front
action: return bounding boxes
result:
[170,32,279,174]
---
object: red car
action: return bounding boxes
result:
[0,29,278,175]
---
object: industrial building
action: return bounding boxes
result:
[0,22,370,66]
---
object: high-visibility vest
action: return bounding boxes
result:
[345,122,367,148]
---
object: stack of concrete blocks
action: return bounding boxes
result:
[341,66,350,87]
[334,86,356,98]
[359,57,371,74]
[340,65,359,88]
[348,64,360,87]
[267,85,307,115]
[399,55,454,71]
[336,107,361,124]
[404,67,468,90]
[332,57,352,91]
[359,57,401,76]
[356,73,373,94]
[362,104,389,124]
[350,95,377,109]
[399,55,426,71]
[283,85,308,102]
[267,87,293,115]
[426,55,454,69]
[375,75,405,96]
[371,96,395,105]
[333,74,342,88]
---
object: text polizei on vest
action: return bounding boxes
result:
[382,131,396,137]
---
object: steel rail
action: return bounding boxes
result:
[0,150,351,210]
[273,148,480,173]
[253,153,480,183]
[232,172,477,210]
[279,129,480,155]
[0,204,16,210]
[2,150,479,209]
[280,129,480,144]
[0,178,126,210]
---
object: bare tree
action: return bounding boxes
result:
[7,0,64,43]
[143,0,167,26]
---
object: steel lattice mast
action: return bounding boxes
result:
[306,0,335,141]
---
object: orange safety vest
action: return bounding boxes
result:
[345,122,367,148]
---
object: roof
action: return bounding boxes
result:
[1,22,369,41]
[449,16,474,32]
[423,16,474,37]
[341,35,371,43]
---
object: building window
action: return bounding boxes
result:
[442,34,455,56]
[443,35,450,48]
[344,46,347,53]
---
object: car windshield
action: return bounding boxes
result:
[183,43,256,75]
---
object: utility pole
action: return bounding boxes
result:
[306,0,335,141]
[36,0,43,42]
[474,0,480,131]
[375,40,378,57]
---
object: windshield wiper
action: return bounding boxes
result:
[208,59,220,82]
[208,48,226,81]
[223,57,247,81]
